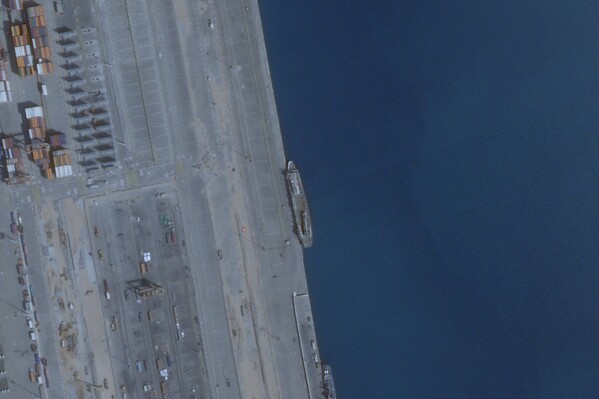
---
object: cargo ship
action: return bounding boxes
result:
[286,161,313,248]
[322,364,337,399]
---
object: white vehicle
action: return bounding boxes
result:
[40,84,48,96]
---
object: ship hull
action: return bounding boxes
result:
[286,161,313,248]
[322,364,337,399]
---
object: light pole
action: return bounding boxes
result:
[10,379,41,398]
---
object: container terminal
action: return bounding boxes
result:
[0,0,333,399]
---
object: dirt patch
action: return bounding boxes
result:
[37,199,117,399]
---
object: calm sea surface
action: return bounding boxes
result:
[259,1,599,398]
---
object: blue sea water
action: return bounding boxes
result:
[259,1,599,398]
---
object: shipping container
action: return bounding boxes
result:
[9,0,23,11]
[54,165,72,178]
[44,167,55,180]
[139,262,147,274]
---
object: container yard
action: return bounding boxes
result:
[51,149,73,178]
[1,137,26,184]
[27,5,54,75]
[10,24,35,77]
[24,106,46,141]
[28,142,52,179]
[21,105,72,179]
[0,56,12,103]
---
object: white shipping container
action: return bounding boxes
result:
[26,106,43,118]
[7,164,15,173]
[25,45,31,55]
[0,92,7,103]
[55,165,73,177]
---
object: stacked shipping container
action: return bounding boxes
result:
[23,106,72,179]
[27,6,54,75]
[51,149,73,177]
[29,143,52,179]
[10,24,35,77]
[25,106,45,141]
[48,133,66,149]
[1,137,26,184]
[0,58,12,103]
[8,0,23,11]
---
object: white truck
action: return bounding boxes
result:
[103,279,110,299]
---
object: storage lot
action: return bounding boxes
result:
[85,186,206,397]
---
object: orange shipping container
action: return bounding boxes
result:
[139,262,147,274]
